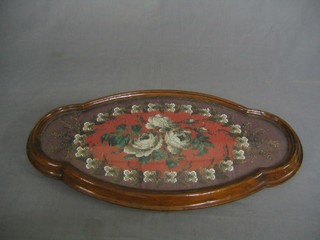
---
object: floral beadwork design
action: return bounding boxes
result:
[73,102,250,186]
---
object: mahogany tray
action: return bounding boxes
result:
[27,90,302,210]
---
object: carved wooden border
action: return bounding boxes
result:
[27,90,303,210]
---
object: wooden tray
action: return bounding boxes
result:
[27,90,302,210]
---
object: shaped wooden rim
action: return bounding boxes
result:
[27,90,303,210]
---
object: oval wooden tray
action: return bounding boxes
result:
[27,90,302,210]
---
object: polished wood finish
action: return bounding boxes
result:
[27,90,303,210]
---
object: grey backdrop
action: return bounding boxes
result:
[1,0,319,239]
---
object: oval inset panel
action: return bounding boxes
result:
[27,90,302,210]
